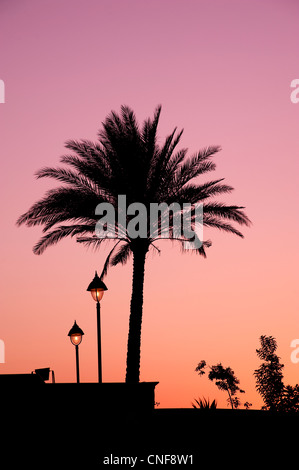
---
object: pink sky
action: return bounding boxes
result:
[0,0,298,408]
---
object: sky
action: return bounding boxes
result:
[0,0,298,409]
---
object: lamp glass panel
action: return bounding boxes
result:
[90,288,104,302]
[70,334,82,346]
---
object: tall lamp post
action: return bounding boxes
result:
[68,320,84,384]
[87,271,108,383]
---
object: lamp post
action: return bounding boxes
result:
[68,320,84,384]
[87,271,108,383]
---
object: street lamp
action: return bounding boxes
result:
[68,320,84,384]
[87,271,108,383]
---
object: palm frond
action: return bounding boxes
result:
[121,105,140,139]
[36,166,100,195]
[98,240,123,280]
[150,243,161,255]
[59,154,114,193]
[203,215,244,237]
[176,145,221,186]
[147,127,183,193]
[175,179,233,203]
[33,224,95,255]
[110,242,132,266]
[203,203,251,226]
[17,187,103,230]
[142,105,161,151]
[175,238,212,257]
[76,235,115,251]
[151,236,211,258]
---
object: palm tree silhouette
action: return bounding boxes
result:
[17,105,250,383]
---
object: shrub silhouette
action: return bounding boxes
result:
[254,335,299,412]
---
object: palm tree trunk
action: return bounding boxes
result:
[125,246,147,383]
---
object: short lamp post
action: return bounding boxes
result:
[68,320,84,384]
[87,271,108,383]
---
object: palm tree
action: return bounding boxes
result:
[17,105,250,383]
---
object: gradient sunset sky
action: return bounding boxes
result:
[0,0,298,409]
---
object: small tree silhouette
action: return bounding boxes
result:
[254,335,299,412]
[254,335,284,411]
[195,360,245,409]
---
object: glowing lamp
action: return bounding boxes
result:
[70,334,82,346]
[87,271,108,302]
[87,270,108,383]
[68,321,84,346]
